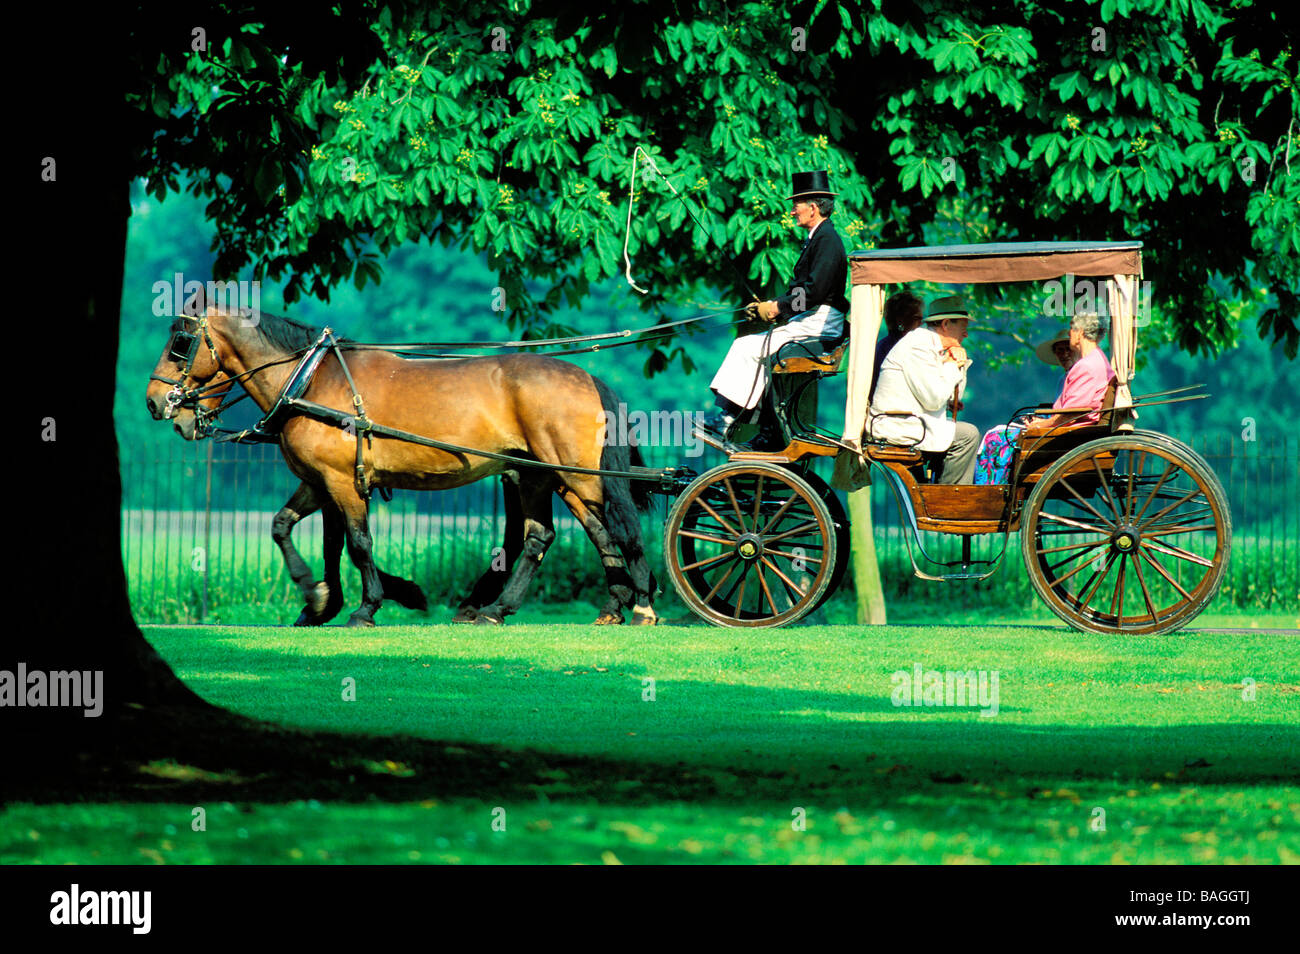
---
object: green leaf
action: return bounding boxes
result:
[1050,72,1079,102]
[1045,137,1063,167]
[932,39,958,72]
[1108,169,1125,208]
[899,157,923,190]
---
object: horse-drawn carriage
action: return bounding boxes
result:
[662,240,1231,635]
[148,240,1230,635]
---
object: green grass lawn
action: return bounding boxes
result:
[4,618,1297,864]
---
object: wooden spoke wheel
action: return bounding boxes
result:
[1021,432,1231,635]
[665,462,838,627]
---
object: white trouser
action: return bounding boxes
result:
[710,306,845,410]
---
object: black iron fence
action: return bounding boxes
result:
[120,436,1297,623]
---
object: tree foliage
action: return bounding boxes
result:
[843,0,1299,356]
[130,0,1298,363]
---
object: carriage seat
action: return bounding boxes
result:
[864,443,923,463]
[1023,375,1119,430]
[770,332,848,375]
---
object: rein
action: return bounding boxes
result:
[166,304,738,417]
[336,308,739,353]
[159,305,739,494]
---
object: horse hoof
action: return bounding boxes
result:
[346,615,376,628]
[631,605,659,626]
[308,581,330,615]
[451,607,478,624]
[472,613,504,625]
[593,612,624,625]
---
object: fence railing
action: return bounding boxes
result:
[120,436,1297,623]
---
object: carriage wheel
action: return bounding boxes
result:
[798,470,851,611]
[1020,432,1231,635]
[665,462,838,627]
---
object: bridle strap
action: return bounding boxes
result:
[159,311,312,414]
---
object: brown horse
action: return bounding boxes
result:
[145,307,658,627]
[147,361,428,625]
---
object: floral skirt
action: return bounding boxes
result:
[973,424,1023,485]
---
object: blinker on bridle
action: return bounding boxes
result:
[149,315,220,419]
[168,330,199,364]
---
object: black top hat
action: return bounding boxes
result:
[788,170,837,199]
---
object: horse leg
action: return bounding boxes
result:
[310,499,346,624]
[555,484,635,624]
[377,568,428,613]
[607,500,659,627]
[327,481,385,627]
[453,474,523,623]
[561,467,659,625]
[473,474,555,625]
[272,482,335,627]
[300,495,424,625]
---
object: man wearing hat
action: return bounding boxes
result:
[696,170,850,449]
[867,295,980,484]
[1035,329,1076,372]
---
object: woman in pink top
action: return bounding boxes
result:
[973,313,1113,484]
[1026,312,1114,430]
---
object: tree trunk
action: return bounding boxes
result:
[10,22,209,766]
[848,487,887,625]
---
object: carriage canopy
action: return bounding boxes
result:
[839,240,1145,481]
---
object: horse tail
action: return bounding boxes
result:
[592,374,659,610]
[592,376,652,513]
[628,443,654,511]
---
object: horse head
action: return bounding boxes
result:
[145,311,231,438]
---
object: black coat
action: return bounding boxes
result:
[774,220,851,320]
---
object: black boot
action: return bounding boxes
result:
[694,409,738,452]
[739,421,786,452]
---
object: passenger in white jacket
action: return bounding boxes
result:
[868,296,980,484]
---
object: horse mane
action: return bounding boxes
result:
[248,310,323,353]
[199,306,354,352]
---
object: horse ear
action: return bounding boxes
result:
[182,285,206,317]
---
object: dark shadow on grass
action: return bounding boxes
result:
[7,638,1295,810]
[8,704,1295,811]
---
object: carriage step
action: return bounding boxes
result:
[911,567,1002,582]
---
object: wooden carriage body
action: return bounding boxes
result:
[662,240,1231,634]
